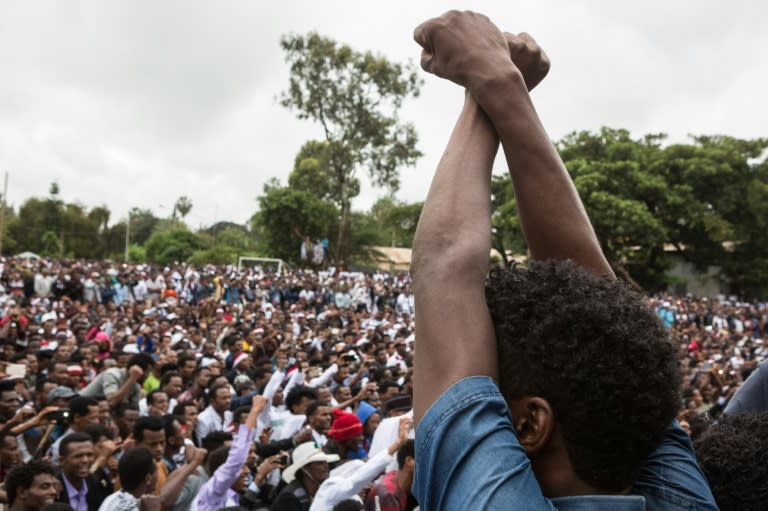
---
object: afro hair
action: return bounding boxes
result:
[695,411,768,511]
[486,260,681,492]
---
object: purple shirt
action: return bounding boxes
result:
[62,475,89,511]
[195,424,256,511]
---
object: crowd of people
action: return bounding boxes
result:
[2,9,767,511]
[0,253,764,510]
[0,257,418,511]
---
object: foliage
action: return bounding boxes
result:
[490,174,527,266]
[369,197,422,248]
[128,208,160,246]
[173,196,193,222]
[128,244,147,263]
[144,228,205,265]
[280,32,422,261]
[256,185,337,263]
[557,128,768,292]
[188,245,240,265]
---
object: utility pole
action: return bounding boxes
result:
[124,211,130,261]
[0,172,8,256]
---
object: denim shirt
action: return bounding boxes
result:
[414,376,719,511]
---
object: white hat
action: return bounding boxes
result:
[282,442,340,483]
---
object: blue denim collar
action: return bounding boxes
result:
[551,495,645,511]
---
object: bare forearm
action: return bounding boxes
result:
[472,69,613,277]
[412,94,499,424]
[158,462,198,508]
[107,379,136,408]
[412,94,499,279]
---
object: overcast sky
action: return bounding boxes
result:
[1,1,765,228]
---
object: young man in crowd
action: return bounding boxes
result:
[5,461,59,511]
[132,416,207,510]
[364,439,416,511]
[195,395,268,511]
[693,359,768,510]
[195,383,233,444]
[47,397,100,464]
[55,432,111,511]
[410,10,717,510]
[79,353,154,408]
[97,447,160,511]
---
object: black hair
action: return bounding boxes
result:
[126,353,154,372]
[695,411,768,511]
[0,379,16,393]
[201,431,232,453]
[251,367,272,381]
[118,447,156,492]
[147,389,167,406]
[305,400,325,418]
[114,402,140,418]
[172,400,196,416]
[397,439,414,469]
[333,500,364,511]
[133,416,165,442]
[163,415,181,440]
[486,260,680,492]
[378,380,400,395]
[192,365,210,378]
[82,423,114,443]
[159,363,178,376]
[6,460,58,506]
[233,406,251,424]
[333,385,349,398]
[36,350,55,360]
[285,386,319,414]
[178,353,197,369]
[60,432,93,458]
[207,445,230,474]
[68,396,98,421]
[160,371,181,387]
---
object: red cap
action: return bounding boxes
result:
[328,409,363,442]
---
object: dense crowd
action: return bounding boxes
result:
[0,255,764,511]
[0,256,417,511]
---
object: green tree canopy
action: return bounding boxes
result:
[144,228,205,265]
[255,185,337,263]
[556,128,768,291]
[280,32,422,262]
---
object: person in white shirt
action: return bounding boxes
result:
[309,416,412,510]
[195,383,233,445]
[98,447,160,511]
[306,401,332,448]
[395,287,414,316]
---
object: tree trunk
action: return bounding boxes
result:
[335,178,350,266]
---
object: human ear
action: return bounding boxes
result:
[508,397,555,455]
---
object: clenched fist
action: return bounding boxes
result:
[504,32,550,91]
[414,10,512,89]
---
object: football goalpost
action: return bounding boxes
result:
[237,256,287,275]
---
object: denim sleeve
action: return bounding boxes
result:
[724,361,768,415]
[632,421,719,511]
[413,376,556,511]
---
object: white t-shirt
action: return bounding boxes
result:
[98,490,140,511]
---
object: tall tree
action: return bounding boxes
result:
[255,185,337,263]
[280,32,422,263]
[369,197,423,248]
[174,196,193,223]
